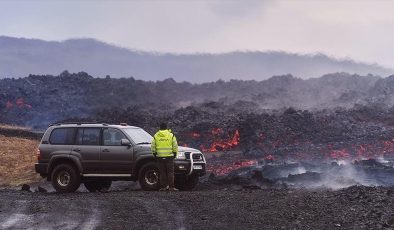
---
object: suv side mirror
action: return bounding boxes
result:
[121,139,132,147]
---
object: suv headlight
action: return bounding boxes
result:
[177,152,186,159]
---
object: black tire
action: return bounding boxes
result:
[138,162,160,191]
[51,164,80,193]
[84,180,112,192]
[175,174,199,191]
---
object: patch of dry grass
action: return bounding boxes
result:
[0,135,42,187]
[0,123,31,131]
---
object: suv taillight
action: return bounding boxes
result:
[36,149,41,161]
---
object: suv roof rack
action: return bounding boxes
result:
[50,122,110,126]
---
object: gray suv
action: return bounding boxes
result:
[35,123,206,192]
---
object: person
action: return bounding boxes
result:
[151,122,179,191]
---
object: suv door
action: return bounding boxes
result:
[100,128,134,174]
[72,127,101,173]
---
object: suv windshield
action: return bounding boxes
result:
[123,128,153,144]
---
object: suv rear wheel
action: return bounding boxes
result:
[51,164,80,193]
[139,162,160,191]
[84,180,112,192]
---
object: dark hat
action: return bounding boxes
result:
[160,123,167,130]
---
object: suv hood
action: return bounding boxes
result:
[178,146,201,153]
[136,144,201,153]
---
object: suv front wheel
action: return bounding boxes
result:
[138,162,160,191]
[51,164,81,193]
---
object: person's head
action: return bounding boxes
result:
[159,123,167,130]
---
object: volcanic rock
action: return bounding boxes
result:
[286,172,321,183]
[21,184,31,192]
[354,159,385,168]
[242,185,262,190]
[37,186,47,193]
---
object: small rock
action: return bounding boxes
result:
[38,186,47,193]
[387,217,394,226]
[382,222,390,228]
[334,223,341,227]
[251,170,263,181]
[242,185,262,190]
[208,173,216,181]
[21,184,31,192]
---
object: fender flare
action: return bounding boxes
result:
[48,155,83,175]
[133,155,157,175]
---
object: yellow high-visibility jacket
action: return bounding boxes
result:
[151,129,178,158]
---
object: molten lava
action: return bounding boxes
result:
[3,98,32,110]
[191,132,201,138]
[265,154,275,161]
[329,149,351,159]
[200,129,240,152]
[16,98,24,107]
[211,128,223,135]
[6,101,13,109]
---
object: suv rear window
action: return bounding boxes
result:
[76,128,101,145]
[49,128,75,145]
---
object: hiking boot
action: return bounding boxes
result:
[159,186,169,191]
[169,187,179,191]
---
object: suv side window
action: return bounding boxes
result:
[76,128,101,145]
[103,128,127,146]
[49,128,75,145]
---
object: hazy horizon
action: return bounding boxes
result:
[2,35,392,70]
[1,0,394,69]
[1,35,392,82]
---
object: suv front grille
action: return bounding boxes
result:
[185,152,204,161]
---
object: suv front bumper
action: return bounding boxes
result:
[174,160,206,176]
[175,152,206,176]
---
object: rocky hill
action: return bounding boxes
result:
[2,72,394,161]
[0,71,389,127]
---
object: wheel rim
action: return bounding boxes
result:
[145,169,158,186]
[57,171,71,187]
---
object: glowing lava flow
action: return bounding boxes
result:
[3,98,32,110]
[323,139,394,161]
[6,101,13,109]
[200,129,240,152]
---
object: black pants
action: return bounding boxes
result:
[157,157,175,188]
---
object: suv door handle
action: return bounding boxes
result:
[102,149,110,152]
[73,148,81,152]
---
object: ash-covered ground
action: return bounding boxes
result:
[2,149,394,229]
[1,184,394,229]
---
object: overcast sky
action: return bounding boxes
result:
[1,0,394,68]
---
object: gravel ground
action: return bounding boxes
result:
[1,185,394,230]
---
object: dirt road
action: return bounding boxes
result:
[1,186,394,230]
